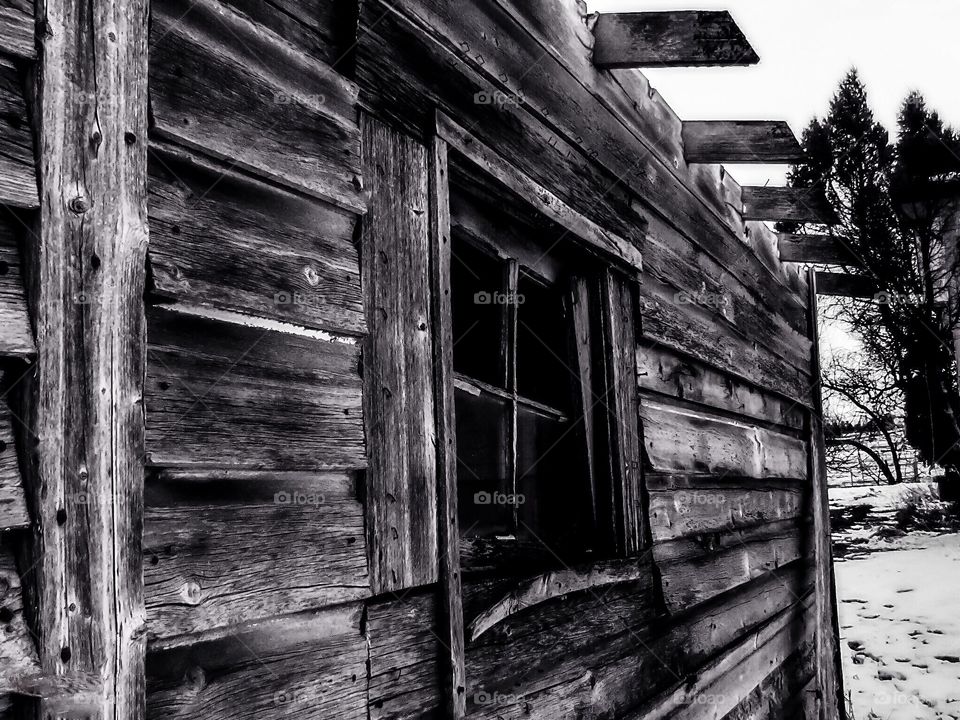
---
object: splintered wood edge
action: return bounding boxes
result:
[466,558,646,642]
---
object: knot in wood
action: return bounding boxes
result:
[303,265,321,286]
[69,196,91,214]
[181,580,203,605]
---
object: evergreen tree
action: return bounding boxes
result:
[785,70,960,475]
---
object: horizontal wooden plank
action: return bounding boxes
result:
[356,0,808,337]
[638,277,812,407]
[365,591,443,720]
[465,562,812,719]
[649,483,806,542]
[146,604,366,719]
[626,594,813,719]
[0,398,27,531]
[437,111,643,271]
[144,471,369,640]
[0,0,34,60]
[721,641,815,720]
[466,576,661,714]
[0,544,40,692]
[148,143,364,335]
[741,186,836,224]
[216,0,348,67]
[777,233,860,266]
[640,400,808,480]
[0,220,34,358]
[0,59,38,208]
[150,0,364,213]
[145,306,365,469]
[683,122,803,164]
[637,344,806,430]
[814,271,879,298]
[655,522,806,613]
[592,11,759,69]
[466,557,648,642]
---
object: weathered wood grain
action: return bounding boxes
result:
[655,521,806,613]
[641,399,808,480]
[146,604,366,719]
[593,11,760,69]
[494,0,805,301]
[0,0,34,59]
[682,122,803,164]
[778,233,860,266]
[636,344,806,430]
[638,274,813,406]
[465,564,812,719]
[0,59,38,208]
[148,143,364,335]
[22,0,150,715]
[355,0,808,333]
[360,116,439,594]
[26,1,150,717]
[145,306,365,469]
[0,544,39,691]
[428,130,467,717]
[0,220,35,358]
[625,594,813,719]
[366,591,443,720]
[0,399,27,530]
[216,0,349,67]
[806,271,843,720]
[814,271,879,298]
[466,557,649,642]
[648,481,805,542]
[436,111,643,272]
[144,471,368,640]
[720,642,815,720]
[150,0,364,213]
[465,576,661,714]
[741,186,837,224]
[600,270,644,552]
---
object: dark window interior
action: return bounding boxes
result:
[450,187,612,570]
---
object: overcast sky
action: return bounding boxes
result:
[587,0,960,187]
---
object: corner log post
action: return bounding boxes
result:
[807,269,844,720]
[23,0,149,715]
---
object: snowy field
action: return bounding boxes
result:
[832,483,960,719]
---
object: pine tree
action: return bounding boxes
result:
[785,69,960,476]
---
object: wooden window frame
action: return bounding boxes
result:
[444,158,646,573]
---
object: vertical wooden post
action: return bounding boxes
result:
[26,0,149,715]
[807,269,845,720]
[427,127,467,718]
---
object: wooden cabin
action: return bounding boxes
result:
[0,0,844,717]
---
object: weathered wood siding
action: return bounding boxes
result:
[143,1,370,716]
[353,0,821,717]
[0,2,42,711]
[0,0,829,715]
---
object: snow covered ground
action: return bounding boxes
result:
[832,483,960,720]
